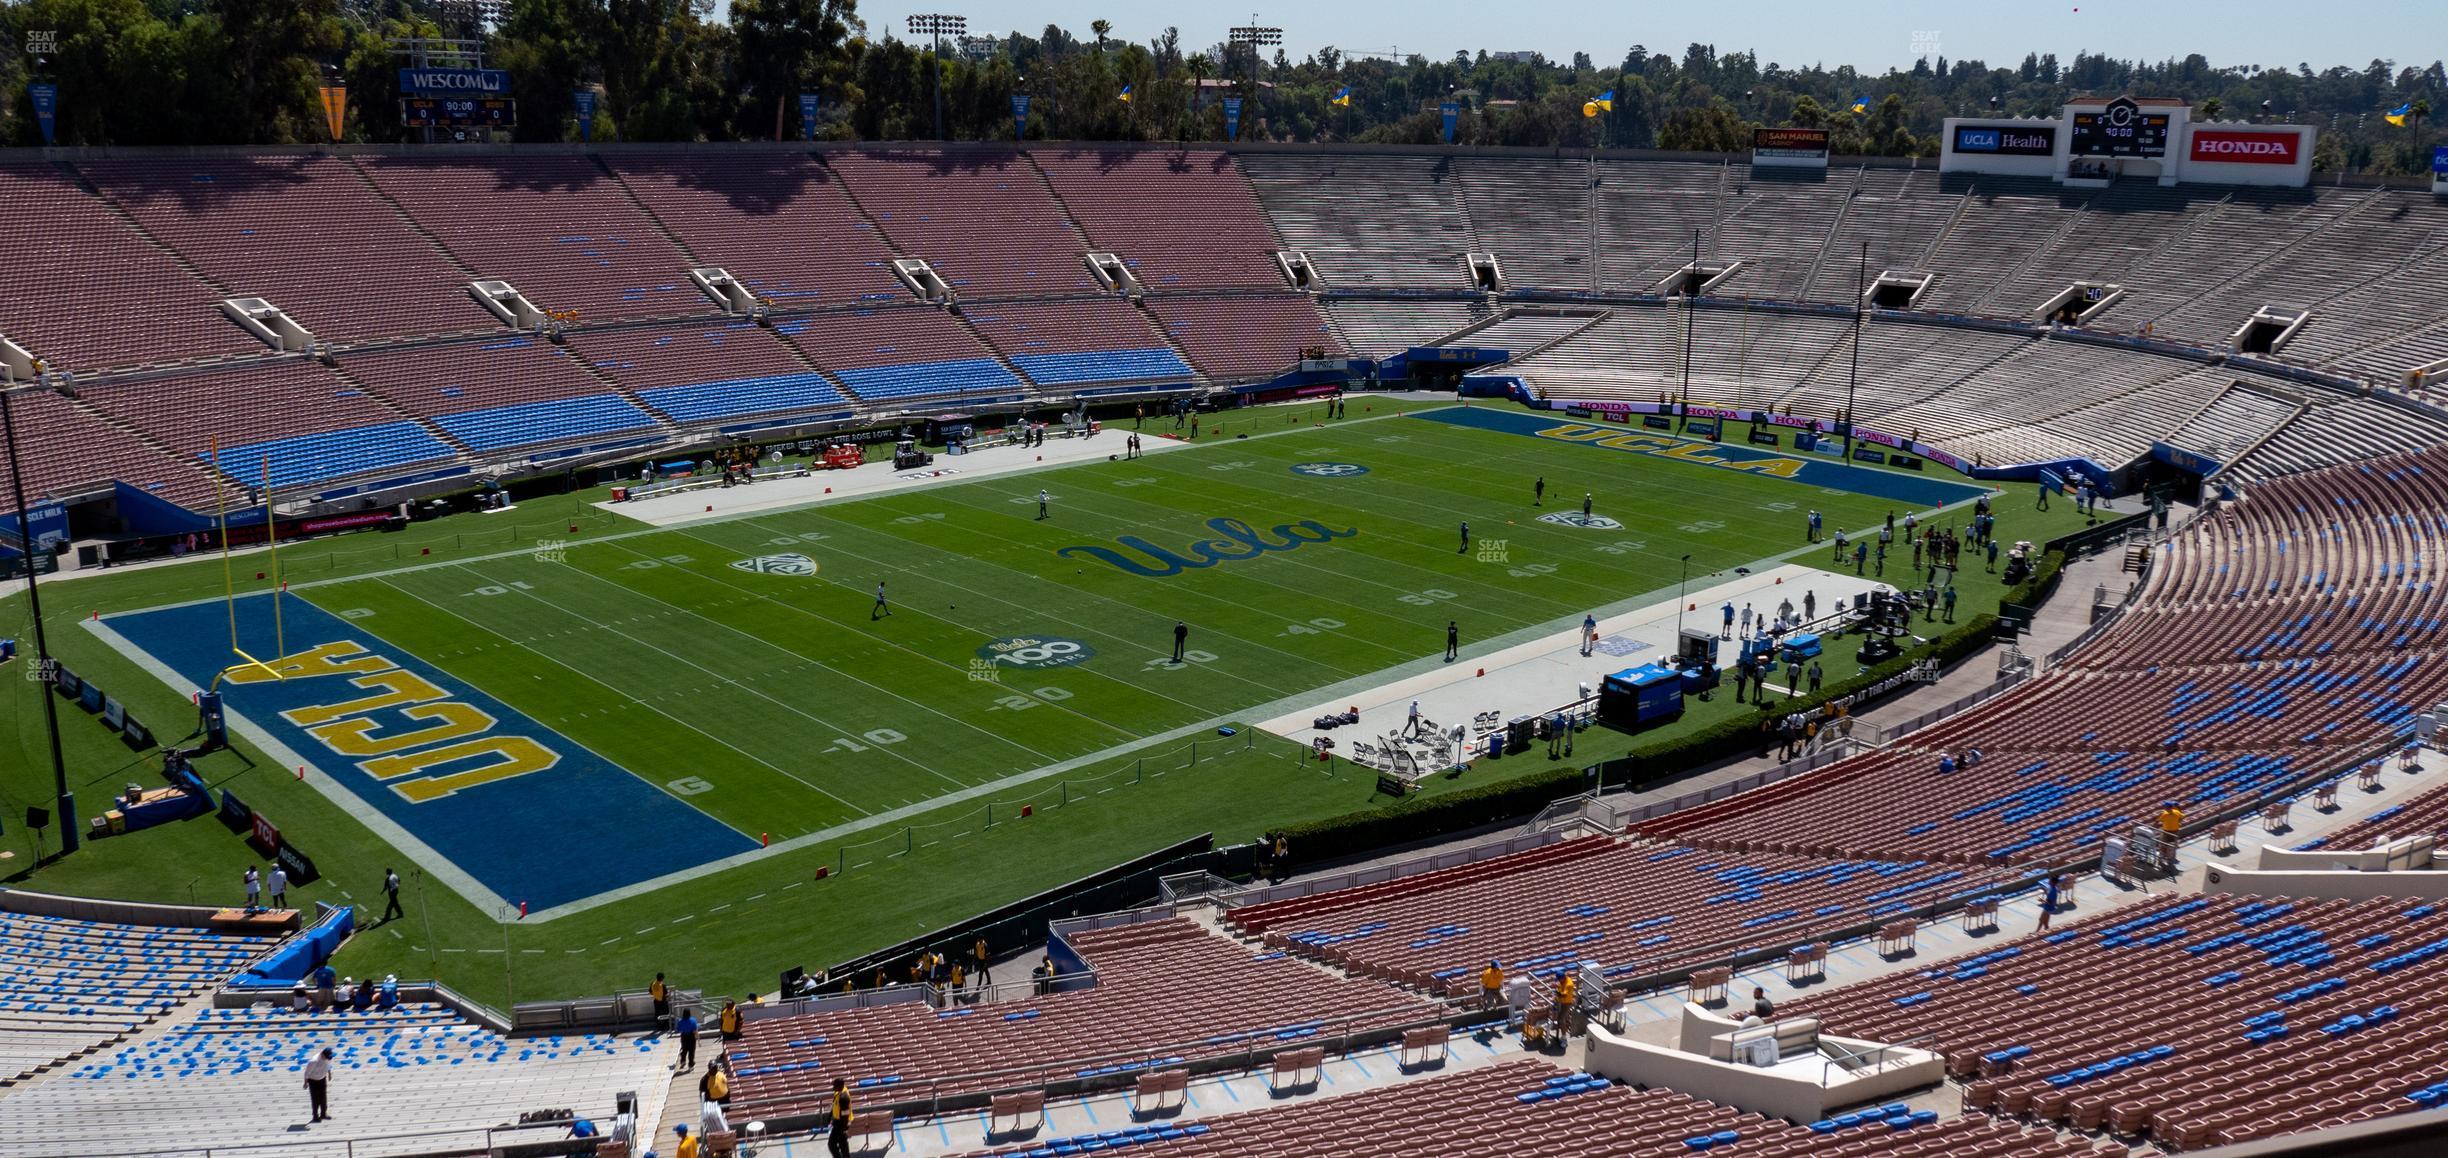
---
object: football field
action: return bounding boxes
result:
[94,402,1985,919]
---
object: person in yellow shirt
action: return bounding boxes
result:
[828,1077,852,1158]
[718,999,741,1041]
[649,973,669,1025]
[1555,972,1579,1036]
[1479,961,1505,1011]
[674,1123,700,1158]
[2155,802,2184,835]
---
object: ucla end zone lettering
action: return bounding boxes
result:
[104,595,755,910]
[1415,407,1984,507]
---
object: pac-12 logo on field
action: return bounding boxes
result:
[1290,462,1369,477]
[731,553,818,576]
[977,636,1096,669]
[1537,512,1623,531]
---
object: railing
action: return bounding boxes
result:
[725,994,1488,1129]
[1218,828,1568,909]
[1869,671,2030,746]
[1819,1031,1936,1089]
[1157,871,1246,906]
[62,1118,587,1158]
[1525,791,1623,837]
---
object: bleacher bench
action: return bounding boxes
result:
[1685,967,1731,1006]
[1398,1026,1448,1070]
[848,1110,895,1151]
[1876,921,1917,957]
[1784,942,1829,984]
[1269,1045,1325,1092]
[1131,1068,1189,1117]
[988,1090,1046,1137]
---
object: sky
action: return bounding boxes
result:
[764,0,2446,75]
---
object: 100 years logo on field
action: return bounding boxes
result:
[1289,462,1370,477]
[1536,512,1624,531]
[730,553,819,576]
[977,636,1097,669]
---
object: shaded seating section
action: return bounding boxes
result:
[945,1058,2096,1158]
[357,155,703,321]
[0,388,225,509]
[0,1002,671,1158]
[963,299,1190,386]
[77,156,478,342]
[782,306,1020,405]
[0,912,279,1085]
[0,162,254,371]
[568,321,846,427]
[340,337,659,454]
[1145,295,1341,382]
[1226,837,2016,990]
[603,152,909,307]
[726,918,1436,1114]
[827,151,1099,298]
[81,361,458,492]
[1789,892,2448,1151]
[1321,298,1495,357]
[1236,153,1475,289]
[1035,150,1288,290]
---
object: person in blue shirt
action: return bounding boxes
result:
[314,963,336,1010]
[675,1009,700,1071]
[1581,613,1598,657]
[1721,602,1735,639]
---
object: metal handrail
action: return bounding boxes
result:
[725,993,1489,1126]
[1820,1031,1937,1089]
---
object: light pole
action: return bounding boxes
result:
[1673,554,1694,640]
[1845,240,1866,459]
[1227,18,1281,136]
[0,381,78,855]
[907,13,967,141]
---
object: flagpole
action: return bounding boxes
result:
[1846,240,1867,460]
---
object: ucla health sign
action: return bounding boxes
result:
[1953,124,2055,156]
[399,68,511,96]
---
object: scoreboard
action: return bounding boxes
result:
[400,97,517,129]
[2069,97,2169,158]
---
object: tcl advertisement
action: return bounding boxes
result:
[2188,129,2299,165]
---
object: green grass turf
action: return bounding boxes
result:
[0,397,2096,1007]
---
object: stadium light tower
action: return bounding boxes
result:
[0,381,78,856]
[1228,18,1282,128]
[908,13,967,141]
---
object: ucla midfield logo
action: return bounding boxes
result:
[731,553,818,576]
[1060,517,1359,578]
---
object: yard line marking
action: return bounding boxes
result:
[504,555,976,792]
[369,574,860,819]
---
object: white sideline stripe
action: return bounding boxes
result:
[512,721,1269,924]
[80,616,514,919]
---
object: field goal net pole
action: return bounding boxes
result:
[203,440,286,691]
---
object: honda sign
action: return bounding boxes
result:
[2188,129,2300,165]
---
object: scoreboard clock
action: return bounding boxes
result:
[2069,97,2169,158]
[400,97,517,129]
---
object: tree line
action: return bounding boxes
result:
[3,1,2440,176]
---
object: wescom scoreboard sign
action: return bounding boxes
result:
[398,68,516,129]
[1752,127,1830,170]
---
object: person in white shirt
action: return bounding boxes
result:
[303,1047,334,1122]
[290,987,311,1013]
[268,866,289,909]
[243,866,261,909]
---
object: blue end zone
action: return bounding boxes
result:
[106,595,756,911]
[1414,406,1988,508]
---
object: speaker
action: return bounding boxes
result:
[25,806,50,830]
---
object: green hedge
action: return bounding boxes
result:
[2001,549,2067,615]
[1274,611,2002,867]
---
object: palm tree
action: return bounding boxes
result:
[1184,52,1209,141]
[1091,20,1111,53]
[2201,97,2224,121]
